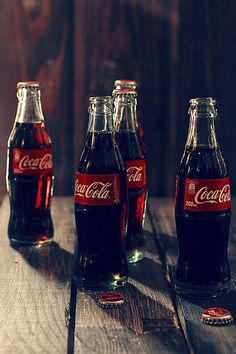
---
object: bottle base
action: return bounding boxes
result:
[175,279,231,299]
[9,235,53,247]
[126,248,145,263]
[72,275,128,291]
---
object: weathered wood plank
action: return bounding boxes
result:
[0,196,75,354]
[149,197,236,354]
[74,209,188,353]
[0,0,74,196]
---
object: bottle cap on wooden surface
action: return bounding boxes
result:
[201,307,233,325]
[98,292,125,308]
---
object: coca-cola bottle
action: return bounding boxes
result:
[73,96,128,290]
[175,97,231,298]
[7,82,54,246]
[113,80,145,152]
[114,90,147,263]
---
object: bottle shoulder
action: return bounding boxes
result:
[78,132,125,174]
[116,131,144,160]
[177,146,228,179]
[8,122,51,149]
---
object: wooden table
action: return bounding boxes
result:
[1,196,236,354]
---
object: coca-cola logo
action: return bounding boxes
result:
[125,160,146,189]
[126,166,143,182]
[12,148,53,175]
[75,180,112,200]
[18,154,52,171]
[74,173,121,205]
[194,184,230,205]
[184,178,231,212]
[203,307,231,319]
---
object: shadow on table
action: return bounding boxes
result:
[12,241,74,284]
[127,229,174,292]
[77,281,188,353]
[181,288,236,314]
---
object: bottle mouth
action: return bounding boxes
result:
[189,97,217,105]
[89,96,113,104]
[188,97,217,117]
[88,96,113,115]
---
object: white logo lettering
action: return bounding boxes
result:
[75,180,112,199]
[127,166,143,182]
[18,154,52,171]
[194,184,230,205]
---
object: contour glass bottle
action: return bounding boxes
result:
[114,91,147,263]
[7,82,54,246]
[73,96,128,290]
[175,98,231,298]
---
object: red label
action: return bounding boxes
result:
[203,308,230,318]
[12,148,53,175]
[125,160,146,189]
[74,173,121,205]
[184,178,231,211]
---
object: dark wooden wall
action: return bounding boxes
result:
[1,0,236,197]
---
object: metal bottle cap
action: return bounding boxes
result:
[114,79,137,90]
[98,292,125,308]
[17,81,40,89]
[112,88,137,97]
[201,307,233,325]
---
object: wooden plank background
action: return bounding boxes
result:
[0,0,236,197]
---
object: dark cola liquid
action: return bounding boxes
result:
[137,122,146,154]
[7,122,53,245]
[175,146,231,298]
[73,132,128,290]
[116,131,147,263]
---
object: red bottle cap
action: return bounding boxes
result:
[201,307,233,325]
[114,79,137,89]
[17,82,40,88]
[98,292,125,308]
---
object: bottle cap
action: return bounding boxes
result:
[114,79,137,90]
[201,307,233,325]
[112,88,137,97]
[98,292,125,308]
[17,82,40,89]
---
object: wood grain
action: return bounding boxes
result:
[0,196,75,354]
[149,197,236,354]
[0,0,74,196]
[73,0,181,197]
[74,208,188,353]
[1,1,236,197]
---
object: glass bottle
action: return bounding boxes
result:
[175,97,231,298]
[113,80,145,152]
[73,96,128,290]
[114,91,147,263]
[7,82,54,246]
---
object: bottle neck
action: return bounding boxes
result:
[186,116,218,148]
[15,87,44,124]
[186,99,218,148]
[114,95,137,132]
[87,96,114,133]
